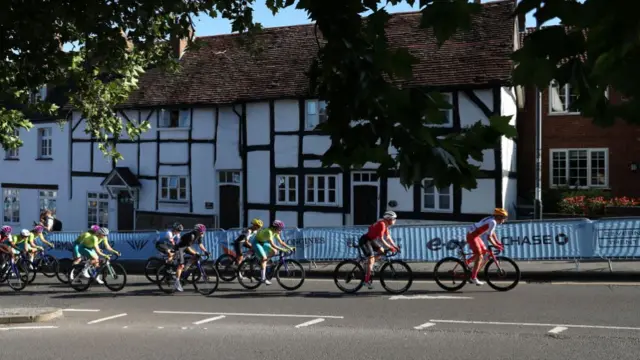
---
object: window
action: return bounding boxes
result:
[550,148,608,188]
[38,127,52,158]
[160,176,188,201]
[549,81,579,114]
[87,192,109,228]
[2,189,20,224]
[306,175,338,205]
[39,190,57,214]
[159,109,190,128]
[438,93,453,126]
[277,175,298,204]
[29,85,47,104]
[305,100,328,129]
[421,178,453,212]
[5,129,19,159]
[218,171,241,184]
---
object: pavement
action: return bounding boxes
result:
[1,276,640,359]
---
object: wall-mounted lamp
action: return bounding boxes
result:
[630,162,638,172]
[388,200,398,208]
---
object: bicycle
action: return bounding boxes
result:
[144,251,171,284]
[433,243,520,292]
[17,247,59,284]
[215,245,254,282]
[56,249,79,284]
[237,248,304,291]
[0,252,31,291]
[333,240,413,294]
[155,253,219,296]
[68,253,127,292]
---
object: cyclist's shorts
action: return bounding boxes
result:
[15,242,31,252]
[466,233,486,255]
[73,243,97,259]
[155,242,172,254]
[233,240,250,257]
[251,239,272,259]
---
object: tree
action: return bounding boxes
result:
[1,0,517,189]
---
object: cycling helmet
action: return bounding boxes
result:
[90,225,101,232]
[97,227,109,236]
[272,220,285,231]
[33,225,44,233]
[194,224,206,233]
[251,218,264,227]
[20,229,31,237]
[383,211,397,220]
[493,208,508,217]
[172,222,184,232]
[0,226,12,236]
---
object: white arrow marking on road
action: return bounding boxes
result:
[87,313,128,325]
[295,318,325,328]
[389,295,473,300]
[63,309,100,312]
[193,315,226,325]
[0,326,58,331]
[430,319,640,331]
[414,322,436,330]
[548,326,567,334]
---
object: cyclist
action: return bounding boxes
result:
[11,229,41,262]
[359,211,399,289]
[466,208,507,286]
[71,227,120,284]
[173,224,210,292]
[233,218,263,265]
[0,226,12,255]
[27,225,54,266]
[251,220,294,285]
[156,222,183,263]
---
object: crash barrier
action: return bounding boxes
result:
[41,217,640,262]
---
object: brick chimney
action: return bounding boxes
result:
[170,24,195,60]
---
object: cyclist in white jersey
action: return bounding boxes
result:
[465,208,507,286]
[155,222,183,263]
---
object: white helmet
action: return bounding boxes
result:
[383,211,397,220]
[20,229,31,237]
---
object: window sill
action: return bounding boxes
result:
[36,157,53,161]
[159,200,189,205]
[550,186,611,190]
[421,209,454,213]
[157,127,190,132]
[277,201,298,206]
[3,158,19,161]
[305,203,340,206]
[547,112,581,116]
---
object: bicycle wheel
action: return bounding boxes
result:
[215,253,238,282]
[39,255,59,278]
[56,258,73,284]
[433,257,470,292]
[275,259,305,291]
[23,259,37,284]
[68,264,92,292]
[379,260,413,294]
[484,256,520,292]
[102,263,127,292]
[333,260,365,294]
[7,262,29,291]
[237,258,262,290]
[144,257,164,284]
[156,264,178,294]
[192,263,220,296]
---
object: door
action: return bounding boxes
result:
[353,185,378,225]
[117,191,135,231]
[219,185,240,229]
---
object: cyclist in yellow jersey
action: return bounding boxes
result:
[71,227,120,283]
[26,225,54,265]
[8,229,33,260]
[251,220,293,285]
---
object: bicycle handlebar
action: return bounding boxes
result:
[487,244,503,255]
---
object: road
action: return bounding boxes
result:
[2,276,640,360]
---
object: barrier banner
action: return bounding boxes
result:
[593,219,640,258]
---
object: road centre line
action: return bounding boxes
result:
[430,319,640,331]
[154,310,344,319]
[63,309,101,312]
[193,315,226,325]
[87,313,128,325]
[548,326,568,334]
[0,326,58,331]
[295,318,325,328]
[414,322,436,330]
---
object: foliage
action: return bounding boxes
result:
[558,195,640,216]
[0,0,517,189]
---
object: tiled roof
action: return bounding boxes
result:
[121,0,516,108]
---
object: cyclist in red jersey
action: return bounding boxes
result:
[0,226,13,255]
[466,208,507,285]
[358,211,399,289]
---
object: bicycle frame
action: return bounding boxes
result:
[346,240,400,267]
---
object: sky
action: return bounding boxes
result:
[191,0,567,37]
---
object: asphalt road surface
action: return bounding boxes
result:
[2,277,640,360]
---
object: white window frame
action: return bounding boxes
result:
[548,80,580,115]
[29,85,47,104]
[421,178,453,213]
[549,148,609,189]
[5,128,20,159]
[87,192,109,228]
[159,108,190,129]
[39,190,57,215]
[277,175,298,204]
[2,188,20,224]
[426,92,454,128]
[305,100,328,130]
[159,175,189,202]
[305,174,339,206]
[38,127,53,158]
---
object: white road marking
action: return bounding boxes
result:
[193,315,226,325]
[295,318,325,328]
[123,326,129,329]
[181,327,187,330]
[157,327,164,329]
[414,322,436,330]
[154,310,344,319]
[430,319,640,331]
[549,326,567,334]
[550,282,640,286]
[389,295,473,300]
[63,309,101,312]
[87,313,128,325]
[0,326,58,331]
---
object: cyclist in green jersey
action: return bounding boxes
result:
[71,227,120,283]
[251,220,293,285]
[8,229,34,258]
[26,225,54,266]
